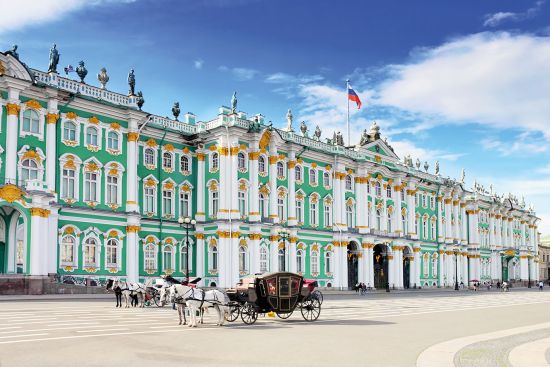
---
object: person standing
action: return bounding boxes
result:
[539,281,544,291]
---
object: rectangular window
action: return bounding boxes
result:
[106,176,118,204]
[163,190,173,216]
[311,253,319,274]
[239,191,247,217]
[310,202,318,226]
[62,169,75,199]
[180,192,190,217]
[144,187,155,213]
[296,200,303,223]
[211,191,219,216]
[84,172,97,202]
[277,198,285,220]
[324,205,332,227]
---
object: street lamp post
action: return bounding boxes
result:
[454,250,459,291]
[278,228,290,271]
[527,253,531,288]
[178,216,196,283]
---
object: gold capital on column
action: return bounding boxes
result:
[6,103,20,116]
[127,132,139,142]
[46,113,59,124]
[126,225,141,233]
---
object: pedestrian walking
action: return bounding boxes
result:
[539,281,544,291]
[361,283,367,295]
[497,281,500,289]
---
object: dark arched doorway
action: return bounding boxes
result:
[373,244,388,289]
[347,242,359,289]
[403,247,412,289]
[0,205,27,274]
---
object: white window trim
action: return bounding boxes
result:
[142,175,158,215]
[104,161,125,208]
[84,123,103,151]
[179,182,193,218]
[59,234,78,268]
[276,161,286,179]
[19,105,45,140]
[238,244,248,274]
[17,145,46,183]
[61,116,81,146]
[82,158,103,205]
[310,249,320,275]
[142,145,158,169]
[180,240,194,274]
[59,154,81,202]
[162,244,175,272]
[161,179,176,218]
[309,194,319,227]
[106,129,123,155]
[82,234,101,268]
[207,180,219,218]
[104,235,123,270]
[209,151,219,173]
[295,196,305,224]
[180,153,192,175]
[309,167,318,186]
[259,244,269,272]
[237,151,248,173]
[258,154,268,176]
[208,239,218,273]
[295,164,303,183]
[143,243,158,272]
[296,248,305,274]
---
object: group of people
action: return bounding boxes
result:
[354,283,369,295]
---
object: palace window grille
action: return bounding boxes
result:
[277,197,285,221]
[387,185,392,198]
[211,246,218,271]
[324,204,332,227]
[296,199,304,223]
[22,110,40,134]
[239,191,247,217]
[259,246,268,272]
[277,161,285,178]
[144,244,156,271]
[210,191,219,217]
[239,246,247,273]
[180,191,190,217]
[296,249,304,273]
[323,172,330,187]
[180,156,190,172]
[258,156,266,173]
[162,189,174,216]
[325,251,332,273]
[346,204,354,227]
[144,187,155,213]
[259,193,268,218]
[83,238,98,267]
[310,200,318,226]
[375,182,382,197]
[278,249,286,271]
[238,152,246,170]
[295,166,302,181]
[345,175,352,190]
[181,246,191,274]
[311,250,319,274]
[309,168,317,185]
[163,152,173,170]
[61,236,75,264]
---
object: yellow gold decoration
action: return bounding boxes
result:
[164,144,174,152]
[6,103,20,116]
[66,111,78,120]
[197,152,206,161]
[181,184,191,192]
[88,116,99,125]
[259,129,272,150]
[126,225,140,233]
[25,99,41,109]
[46,113,59,124]
[374,155,382,163]
[110,122,121,130]
[108,230,119,238]
[146,139,158,147]
[268,156,278,164]
[248,151,259,160]
[145,178,156,187]
[248,233,262,240]
[287,160,296,169]
[127,132,139,142]
[208,181,218,191]
[0,184,25,203]
[64,227,75,235]
[85,162,99,172]
[22,150,41,163]
[195,233,205,240]
[163,181,174,190]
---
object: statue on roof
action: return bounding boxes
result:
[172,102,181,121]
[97,67,109,89]
[435,160,440,175]
[369,121,381,140]
[423,161,429,172]
[286,109,293,131]
[127,69,136,96]
[300,121,308,137]
[336,131,344,146]
[460,168,465,184]
[359,129,369,146]
[231,91,238,113]
[415,158,421,170]
[6,44,19,60]
[47,44,60,74]
[313,125,321,141]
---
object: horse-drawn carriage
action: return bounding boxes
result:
[225,272,322,324]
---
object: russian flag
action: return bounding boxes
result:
[348,84,362,109]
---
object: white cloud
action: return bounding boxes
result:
[194,59,204,70]
[483,1,544,27]
[219,66,259,81]
[0,0,136,34]
[480,133,548,156]
[378,32,550,138]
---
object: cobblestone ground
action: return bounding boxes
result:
[454,328,550,367]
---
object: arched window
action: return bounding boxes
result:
[162,245,173,271]
[311,250,319,274]
[62,168,75,199]
[144,148,155,166]
[422,253,429,277]
[345,175,352,190]
[431,254,438,278]
[259,246,268,272]
[402,213,407,234]
[21,159,39,181]
[163,187,174,216]
[144,185,156,214]
[180,156,189,172]
[107,131,119,150]
[163,152,173,170]
[415,215,420,235]
[387,212,392,232]
[277,196,285,220]
[323,172,330,187]
[83,238,98,267]
[144,244,157,271]
[258,155,266,173]
[325,251,332,273]
[387,185,392,198]
[277,161,285,178]
[431,218,436,240]
[309,168,317,185]
[237,152,246,170]
[106,239,119,267]
[296,249,304,273]
[422,217,428,240]
[346,204,354,227]
[106,175,118,204]
[295,166,302,181]
[64,121,76,141]
[86,127,98,146]
[211,152,219,171]
[375,181,382,197]
[376,209,382,230]
[259,193,268,218]
[239,246,247,273]
[61,236,75,264]
[210,189,219,217]
[22,109,40,133]
[278,248,286,271]
[211,246,218,271]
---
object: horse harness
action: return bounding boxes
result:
[174,287,223,309]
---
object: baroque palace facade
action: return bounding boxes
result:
[0,49,540,291]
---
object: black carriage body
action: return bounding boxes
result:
[227,272,308,314]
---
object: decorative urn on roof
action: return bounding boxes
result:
[76,61,88,83]
[97,67,109,89]
[172,102,181,121]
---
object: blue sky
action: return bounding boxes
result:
[2,0,550,233]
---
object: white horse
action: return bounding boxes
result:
[170,284,228,327]
[108,279,133,308]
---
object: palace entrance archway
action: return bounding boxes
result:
[403,247,412,289]
[347,242,359,289]
[373,244,388,289]
[0,205,27,274]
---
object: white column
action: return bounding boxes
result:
[437,196,443,242]
[218,144,229,220]
[270,232,279,272]
[268,152,279,223]
[5,98,20,184]
[407,186,416,236]
[396,248,403,288]
[395,182,403,234]
[387,250,395,288]
[521,222,527,248]
[461,204,467,243]
[196,152,206,221]
[357,171,368,233]
[445,198,452,242]
[438,249,445,286]
[47,209,59,274]
[287,153,297,227]
[463,252,469,284]
[196,232,205,282]
[489,214,495,247]
[45,99,58,192]
[125,119,139,213]
[520,255,529,281]
[288,234,297,273]
[381,182,388,232]
[336,170,346,228]
[414,247,421,287]
[370,183,376,230]
[125,224,139,283]
[29,208,45,275]
[248,150,260,222]
[366,244,374,288]
[453,200,460,241]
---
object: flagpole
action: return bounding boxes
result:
[346,79,350,146]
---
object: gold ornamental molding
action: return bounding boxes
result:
[46,113,59,124]
[230,147,239,156]
[6,103,20,116]
[66,111,78,120]
[258,129,272,151]
[110,122,121,130]
[248,151,260,160]
[127,132,139,142]
[22,150,41,163]
[195,233,205,240]
[217,231,241,239]
[413,247,421,253]
[287,160,296,169]
[289,236,298,243]
[25,99,41,109]
[88,116,100,125]
[126,225,141,233]
[444,198,452,204]
[0,184,25,203]
[30,208,50,217]
[269,235,280,242]
[196,152,206,161]
[146,139,158,148]
[248,233,262,240]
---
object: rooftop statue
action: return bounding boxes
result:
[47,44,60,73]
[97,67,109,89]
[335,131,344,146]
[136,91,144,111]
[460,169,465,184]
[248,116,262,133]
[300,121,308,137]
[286,109,293,131]
[415,158,421,170]
[127,69,136,96]
[6,44,19,60]
[435,160,440,175]
[172,102,181,121]
[231,91,237,113]
[313,125,321,141]
[359,129,369,146]
[424,161,429,172]
[76,61,87,83]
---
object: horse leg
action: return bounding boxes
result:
[177,304,183,325]
[182,304,187,325]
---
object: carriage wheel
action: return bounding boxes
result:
[153,291,164,308]
[240,304,258,325]
[312,290,324,305]
[226,304,240,322]
[276,311,293,319]
[300,298,321,322]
